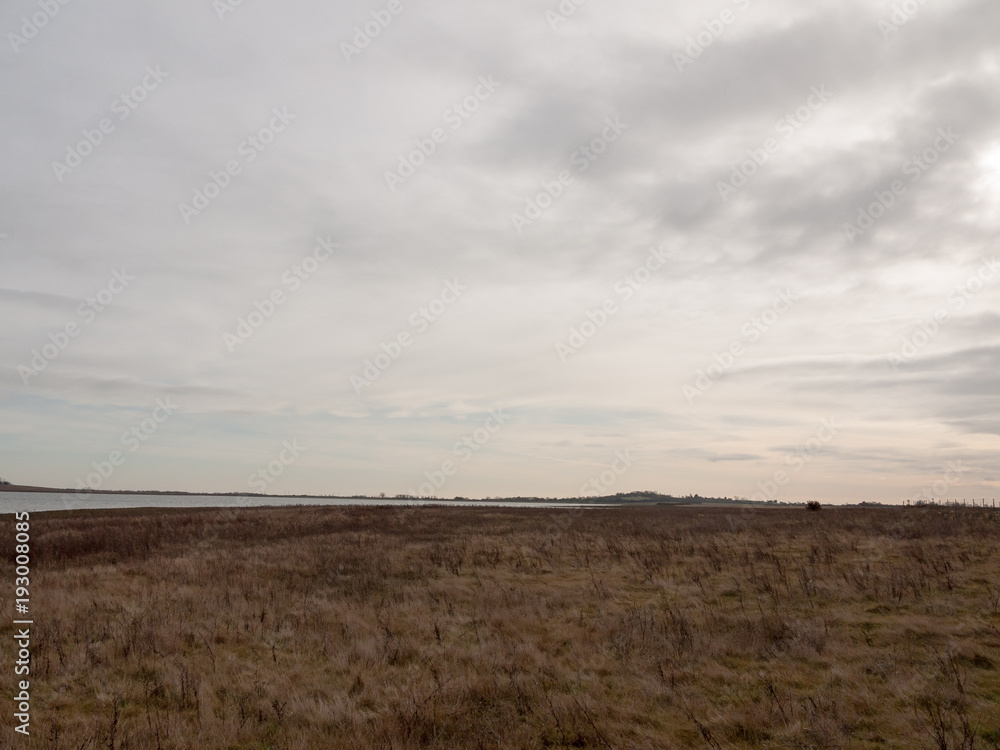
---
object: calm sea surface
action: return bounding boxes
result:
[0,492,603,513]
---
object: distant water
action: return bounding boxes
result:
[0,492,602,513]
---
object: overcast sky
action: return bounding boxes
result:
[1,0,998,503]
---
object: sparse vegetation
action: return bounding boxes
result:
[806,500,823,511]
[2,505,999,748]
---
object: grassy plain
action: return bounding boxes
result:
[2,504,999,749]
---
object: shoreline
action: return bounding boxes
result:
[0,484,760,506]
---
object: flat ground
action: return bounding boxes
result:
[2,505,999,749]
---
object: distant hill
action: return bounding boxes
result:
[0,484,808,506]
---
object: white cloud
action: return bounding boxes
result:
[1,0,998,501]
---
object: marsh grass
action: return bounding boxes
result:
[2,504,999,749]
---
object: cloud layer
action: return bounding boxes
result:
[2,0,998,502]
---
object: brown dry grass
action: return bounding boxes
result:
[2,504,999,749]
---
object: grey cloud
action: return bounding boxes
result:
[1,0,998,500]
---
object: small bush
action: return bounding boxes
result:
[806,501,822,511]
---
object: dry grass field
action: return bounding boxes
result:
[2,504,999,749]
